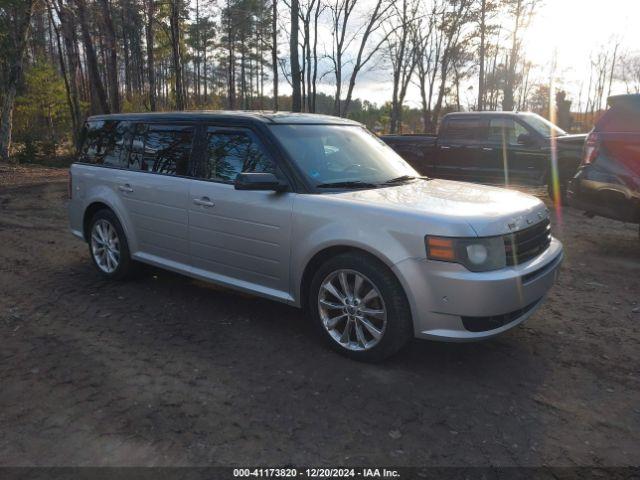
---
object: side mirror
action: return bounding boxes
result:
[517,133,535,146]
[234,172,288,192]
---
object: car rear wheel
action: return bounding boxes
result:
[88,209,135,280]
[308,252,413,362]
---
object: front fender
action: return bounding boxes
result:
[289,211,419,307]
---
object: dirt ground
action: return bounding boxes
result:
[0,165,638,467]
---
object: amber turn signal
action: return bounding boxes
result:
[426,237,456,261]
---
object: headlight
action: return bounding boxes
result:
[426,236,506,272]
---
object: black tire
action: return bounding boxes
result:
[307,252,413,362]
[87,209,136,280]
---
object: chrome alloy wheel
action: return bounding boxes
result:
[318,269,387,351]
[90,219,121,274]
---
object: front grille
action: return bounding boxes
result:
[504,218,551,266]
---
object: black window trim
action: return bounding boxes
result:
[133,122,197,177]
[74,118,306,193]
[484,116,537,147]
[75,119,201,181]
[189,123,295,190]
[441,116,490,144]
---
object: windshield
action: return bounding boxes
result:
[269,125,417,189]
[523,113,568,137]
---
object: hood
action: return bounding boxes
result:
[331,179,550,237]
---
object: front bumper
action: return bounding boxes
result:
[392,238,563,341]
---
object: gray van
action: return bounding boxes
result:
[68,111,563,361]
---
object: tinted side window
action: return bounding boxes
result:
[442,118,488,142]
[200,131,276,182]
[488,118,528,144]
[126,123,146,171]
[79,120,127,167]
[128,124,194,176]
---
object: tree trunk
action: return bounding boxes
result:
[290,0,302,112]
[170,0,185,110]
[98,0,120,112]
[503,0,522,111]
[57,0,83,143]
[272,0,278,111]
[477,0,486,111]
[146,0,157,110]
[75,0,110,114]
[0,0,35,162]
[48,1,79,145]
[311,0,320,113]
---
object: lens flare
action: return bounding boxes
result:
[549,52,563,228]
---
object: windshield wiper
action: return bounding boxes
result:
[315,180,380,189]
[382,175,431,184]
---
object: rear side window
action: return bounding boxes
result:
[442,118,488,142]
[137,125,194,176]
[79,120,128,167]
[598,103,640,133]
[199,131,276,182]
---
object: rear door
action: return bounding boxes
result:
[188,126,294,300]
[437,117,490,182]
[119,122,195,266]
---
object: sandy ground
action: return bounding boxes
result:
[0,165,638,467]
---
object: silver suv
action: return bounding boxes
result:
[68,112,563,361]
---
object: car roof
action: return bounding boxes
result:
[87,110,362,126]
[443,111,536,117]
[607,94,640,107]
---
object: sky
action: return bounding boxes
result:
[347,0,639,109]
[190,0,638,110]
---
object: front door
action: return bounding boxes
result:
[487,117,547,186]
[188,127,294,300]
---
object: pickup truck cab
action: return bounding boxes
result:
[382,112,586,199]
[68,111,563,361]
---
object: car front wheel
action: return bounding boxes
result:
[309,252,413,362]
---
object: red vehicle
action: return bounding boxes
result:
[567,94,640,236]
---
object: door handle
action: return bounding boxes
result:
[193,197,215,207]
[440,146,451,150]
[482,147,494,151]
[118,184,133,193]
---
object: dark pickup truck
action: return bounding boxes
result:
[382,112,586,198]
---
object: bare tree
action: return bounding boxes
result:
[75,0,110,114]
[328,0,395,116]
[502,0,539,111]
[475,0,499,110]
[97,0,120,112]
[272,0,279,110]
[431,0,473,127]
[169,0,186,110]
[413,0,441,132]
[145,0,157,110]
[616,51,640,94]
[386,0,419,133]
[290,0,302,111]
